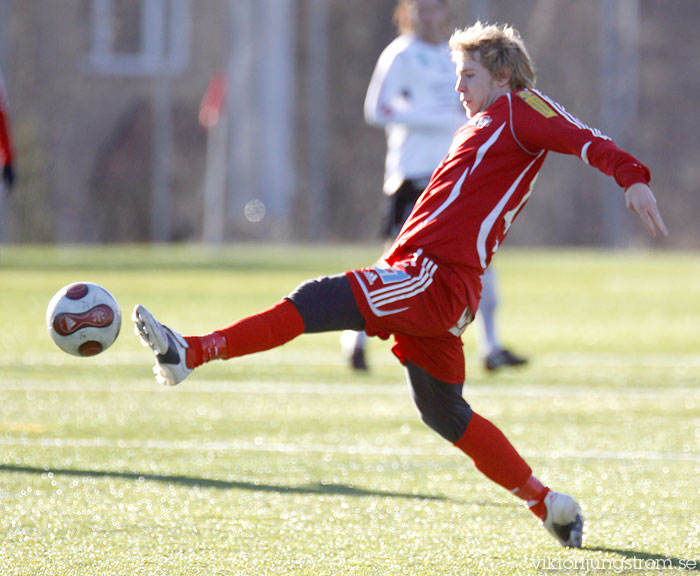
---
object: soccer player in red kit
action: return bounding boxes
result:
[0,68,16,192]
[134,22,667,548]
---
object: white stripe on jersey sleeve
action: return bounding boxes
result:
[581,141,592,164]
[533,89,611,141]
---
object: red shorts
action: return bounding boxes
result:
[346,251,474,384]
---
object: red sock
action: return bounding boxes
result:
[184,299,305,369]
[454,412,532,490]
[512,474,550,521]
[455,412,549,519]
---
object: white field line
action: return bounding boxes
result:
[0,379,698,400]
[538,353,700,368]
[4,351,700,368]
[0,436,697,463]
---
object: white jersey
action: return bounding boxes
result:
[364,34,466,195]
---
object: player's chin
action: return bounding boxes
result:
[462,102,476,117]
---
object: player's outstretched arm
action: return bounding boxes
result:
[624,183,668,238]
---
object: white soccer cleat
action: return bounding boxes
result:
[542,491,584,548]
[132,305,192,386]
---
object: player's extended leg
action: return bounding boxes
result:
[404,360,584,547]
[133,273,365,386]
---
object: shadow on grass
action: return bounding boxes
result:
[0,463,450,501]
[586,546,699,572]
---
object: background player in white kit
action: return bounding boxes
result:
[341,0,526,372]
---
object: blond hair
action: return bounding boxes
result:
[449,22,536,90]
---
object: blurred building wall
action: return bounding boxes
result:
[0,0,698,247]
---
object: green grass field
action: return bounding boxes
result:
[0,244,698,575]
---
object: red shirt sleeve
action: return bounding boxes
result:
[510,89,649,189]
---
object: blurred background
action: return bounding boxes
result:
[0,0,697,248]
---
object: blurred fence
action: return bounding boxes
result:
[0,0,697,247]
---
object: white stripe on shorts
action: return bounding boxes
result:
[370,258,437,307]
[353,255,437,317]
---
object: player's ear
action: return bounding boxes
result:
[496,68,511,88]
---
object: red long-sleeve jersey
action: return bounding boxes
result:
[0,74,14,167]
[386,88,650,311]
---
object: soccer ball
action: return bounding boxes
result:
[46,282,122,357]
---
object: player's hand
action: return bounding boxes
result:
[624,183,668,238]
[2,163,15,192]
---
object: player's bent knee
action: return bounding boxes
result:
[405,361,472,443]
[416,402,472,443]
